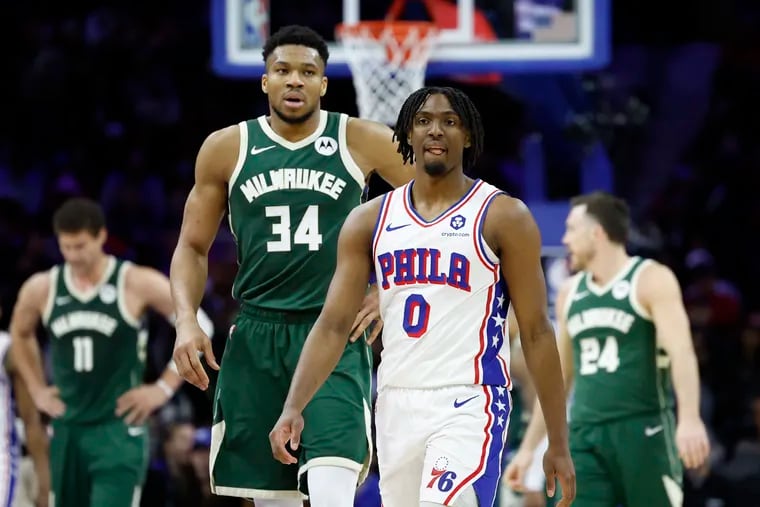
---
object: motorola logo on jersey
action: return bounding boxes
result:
[314,136,337,156]
[376,248,471,292]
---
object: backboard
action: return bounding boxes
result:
[212,0,610,78]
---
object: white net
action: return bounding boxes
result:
[337,22,438,126]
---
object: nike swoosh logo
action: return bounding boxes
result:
[55,296,71,305]
[250,145,276,156]
[385,223,410,232]
[644,425,663,437]
[453,395,479,408]
[572,291,590,301]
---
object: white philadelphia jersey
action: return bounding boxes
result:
[0,331,19,507]
[372,179,511,390]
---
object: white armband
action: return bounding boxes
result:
[196,308,215,338]
[168,308,215,338]
[156,378,175,398]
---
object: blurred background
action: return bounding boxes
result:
[1,0,760,505]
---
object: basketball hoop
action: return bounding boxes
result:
[336,21,439,126]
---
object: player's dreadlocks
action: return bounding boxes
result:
[393,86,484,172]
[262,25,330,67]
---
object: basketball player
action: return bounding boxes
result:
[269,86,575,507]
[1,323,49,507]
[504,192,711,506]
[9,198,210,507]
[169,24,413,507]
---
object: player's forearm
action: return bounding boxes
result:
[169,244,209,324]
[157,367,184,396]
[670,347,701,421]
[519,399,549,452]
[9,334,47,394]
[522,328,569,446]
[283,322,349,413]
[25,424,49,475]
[13,376,49,471]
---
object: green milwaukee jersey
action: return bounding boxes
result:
[227,110,365,311]
[42,257,147,424]
[565,257,674,424]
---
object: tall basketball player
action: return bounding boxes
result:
[504,192,710,506]
[270,86,575,507]
[9,198,205,507]
[169,24,413,507]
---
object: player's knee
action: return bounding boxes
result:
[306,465,359,507]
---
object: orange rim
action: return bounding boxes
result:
[336,21,438,41]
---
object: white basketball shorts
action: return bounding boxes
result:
[375,384,511,507]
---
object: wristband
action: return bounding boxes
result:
[156,379,175,398]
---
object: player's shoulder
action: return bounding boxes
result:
[203,123,241,151]
[197,123,244,164]
[122,262,168,289]
[345,116,394,143]
[349,194,386,226]
[14,269,53,312]
[22,269,53,294]
[481,190,537,234]
[635,257,680,296]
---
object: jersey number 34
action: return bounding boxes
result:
[265,205,323,252]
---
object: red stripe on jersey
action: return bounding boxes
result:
[402,180,485,227]
[444,386,493,504]
[372,190,395,260]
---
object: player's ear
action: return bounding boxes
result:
[261,74,268,94]
[320,76,328,97]
[464,131,472,149]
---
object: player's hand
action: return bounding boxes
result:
[31,385,65,418]
[173,319,219,391]
[115,384,168,425]
[543,443,576,506]
[676,416,710,469]
[502,447,534,491]
[349,286,383,344]
[269,408,304,465]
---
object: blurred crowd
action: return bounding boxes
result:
[1,1,760,506]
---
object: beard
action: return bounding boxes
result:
[272,105,317,125]
[423,161,447,176]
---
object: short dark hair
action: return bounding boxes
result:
[262,25,330,68]
[52,198,106,236]
[570,191,630,245]
[393,86,485,172]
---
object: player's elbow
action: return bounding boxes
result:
[519,319,556,347]
[313,313,353,345]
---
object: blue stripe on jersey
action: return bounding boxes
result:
[475,191,506,269]
[480,275,510,386]
[471,386,511,507]
[1,382,17,507]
